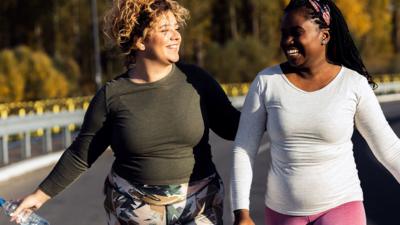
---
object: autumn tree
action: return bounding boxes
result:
[0,46,70,102]
[393,0,400,53]
[1,0,399,103]
[361,0,394,72]
[0,49,24,102]
[335,0,372,42]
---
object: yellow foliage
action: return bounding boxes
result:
[0,46,70,102]
[0,73,11,101]
[28,51,69,99]
[336,0,371,39]
[0,49,25,102]
[362,0,394,70]
[366,0,392,51]
[281,0,290,7]
[280,0,372,40]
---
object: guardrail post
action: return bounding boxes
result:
[22,131,31,158]
[1,135,9,164]
[43,128,53,153]
[63,126,71,149]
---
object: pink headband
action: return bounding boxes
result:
[309,0,331,26]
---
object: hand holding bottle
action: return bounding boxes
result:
[10,189,51,224]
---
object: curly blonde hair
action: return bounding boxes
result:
[103,0,189,60]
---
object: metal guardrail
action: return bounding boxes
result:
[374,81,400,95]
[219,77,400,97]
[0,96,91,119]
[0,76,400,117]
[0,110,85,165]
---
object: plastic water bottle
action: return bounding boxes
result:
[0,198,50,225]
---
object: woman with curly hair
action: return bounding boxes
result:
[231,0,400,225]
[11,1,240,224]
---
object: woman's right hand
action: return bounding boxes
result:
[233,209,255,225]
[10,189,51,223]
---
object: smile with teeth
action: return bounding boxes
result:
[167,44,179,49]
[287,49,300,56]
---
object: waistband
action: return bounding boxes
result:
[106,170,218,205]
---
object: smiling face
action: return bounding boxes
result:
[280,8,330,69]
[139,10,181,65]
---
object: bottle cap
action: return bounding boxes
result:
[0,198,5,207]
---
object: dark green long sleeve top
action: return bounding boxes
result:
[39,63,240,197]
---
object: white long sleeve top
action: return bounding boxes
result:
[231,65,400,215]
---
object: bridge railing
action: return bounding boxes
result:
[0,96,92,119]
[220,75,400,97]
[0,110,85,165]
[0,74,400,118]
[374,81,400,95]
[1,79,400,166]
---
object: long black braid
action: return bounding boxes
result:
[284,0,377,88]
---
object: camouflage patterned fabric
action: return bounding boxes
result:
[103,171,224,225]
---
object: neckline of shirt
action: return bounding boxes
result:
[278,65,345,94]
[124,63,176,87]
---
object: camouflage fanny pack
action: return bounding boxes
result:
[105,170,215,206]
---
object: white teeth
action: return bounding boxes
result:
[287,49,299,54]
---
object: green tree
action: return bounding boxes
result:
[181,0,212,66]
[258,0,286,62]
[204,36,271,83]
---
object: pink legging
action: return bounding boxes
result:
[265,201,366,225]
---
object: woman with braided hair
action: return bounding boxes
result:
[231,0,400,224]
[11,0,240,224]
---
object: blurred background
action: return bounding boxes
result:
[1,2,400,224]
[0,0,400,102]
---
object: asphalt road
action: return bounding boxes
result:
[0,101,399,225]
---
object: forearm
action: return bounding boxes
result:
[38,149,88,197]
[371,137,400,183]
[355,78,400,183]
[231,148,255,210]
[32,189,51,204]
